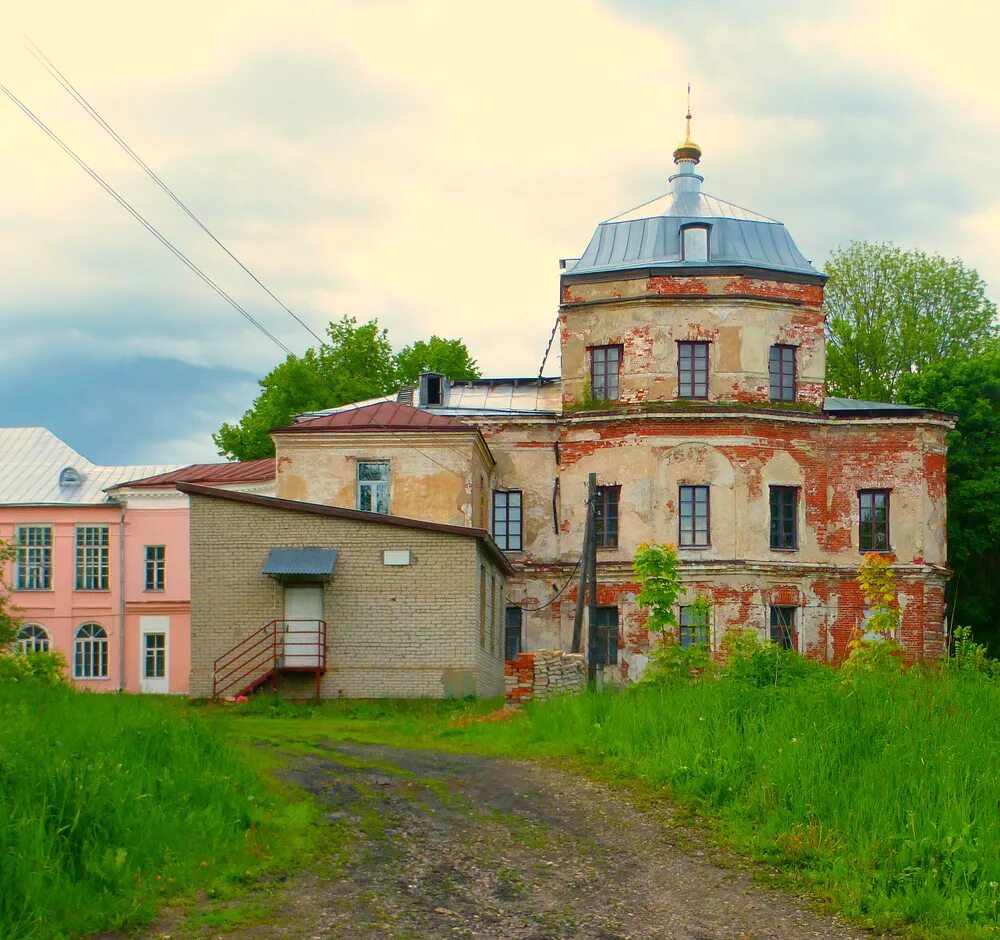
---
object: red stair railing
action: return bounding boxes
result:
[213,620,327,700]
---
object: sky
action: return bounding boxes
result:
[1,0,998,465]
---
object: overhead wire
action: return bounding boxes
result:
[5,59,473,483]
[17,29,328,347]
[0,82,296,357]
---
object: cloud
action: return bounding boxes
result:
[1,0,997,463]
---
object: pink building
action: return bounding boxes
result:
[0,428,274,693]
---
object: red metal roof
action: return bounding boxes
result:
[273,402,472,433]
[111,458,276,489]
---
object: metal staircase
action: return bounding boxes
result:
[212,619,327,702]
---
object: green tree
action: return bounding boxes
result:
[395,336,479,386]
[899,351,1000,649]
[825,242,997,401]
[214,317,480,460]
[0,538,20,650]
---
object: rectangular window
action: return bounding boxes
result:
[75,526,110,590]
[770,606,796,651]
[769,345,796,401]
[15,526,52,590]
[143,633,166,678]
[589,606,619,667]
[678,341,709,398]
[859,489,891,552]
[590,345,622,401]
[594,485,620,549]
[679,605,710,649]
[144,545,165,591]
[357,461,389,514]
[682,225,709,262]
[492,490,523,551]
[504,606,523,660]
[679,485,710,547]
[769,486,798,551]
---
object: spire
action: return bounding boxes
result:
[670,84,703,194]
[673,83,702,165]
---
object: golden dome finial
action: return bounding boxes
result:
[673,83,702,165]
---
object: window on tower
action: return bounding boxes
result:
[590,345,622,401]
[681,224,710,262]
[677,341,709,398]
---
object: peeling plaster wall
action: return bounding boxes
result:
[274,431,494,528]
[559,274,826,407]
[482,412,950,673]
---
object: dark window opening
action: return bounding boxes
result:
[769,486,798,551]
[504,606,523,660]
[679,485,710,547]
[770,606,796,650]
[679,605,710,649]
[589,606,619,668]
[859,489,891,552]
[769,345,796,401]
[426,374,442,405]
[594,485,620,549]
[590,345,622,401]
[678,341,709,398]
[492,490,523,552]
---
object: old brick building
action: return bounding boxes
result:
[272,123,952,681]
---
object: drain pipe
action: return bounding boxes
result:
[115,498,127,692]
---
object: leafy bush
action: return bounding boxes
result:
[722,629,828,688]
[0,649,69,686]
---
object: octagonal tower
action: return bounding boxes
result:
[559,116,827,409]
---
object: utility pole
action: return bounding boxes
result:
[571,473,596,654]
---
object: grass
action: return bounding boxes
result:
[0,679,317,939]
[213,668,1000,938]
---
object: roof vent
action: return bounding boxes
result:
[59,466,83,487]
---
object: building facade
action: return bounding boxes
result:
[277,127,952,678]
[0,427,274,692]
[182,484,509,700]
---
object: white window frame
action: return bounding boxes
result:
[74,622,109,679]
[75,526,110,591]
[144,632,167,679]
[17,623,50,654]
[144,545,166,592]
[357,461,390,514]
[15,525,52,591]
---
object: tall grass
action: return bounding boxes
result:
[0,679,303,939]
[491,670,1000,935]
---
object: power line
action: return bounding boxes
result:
[1,82,296,357]
[18,30,328,347]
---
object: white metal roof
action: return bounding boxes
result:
[0,427,180,506]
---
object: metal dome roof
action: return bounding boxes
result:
[563,147,820,279]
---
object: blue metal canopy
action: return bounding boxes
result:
[263,548,339,578]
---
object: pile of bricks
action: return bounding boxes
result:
[504,650,586,708]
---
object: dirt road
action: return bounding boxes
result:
[175,741,870,940]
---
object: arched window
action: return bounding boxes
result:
[681,224,710,262]
[59,466,83,487]
[17,623,50,654]
[74,623,108,679]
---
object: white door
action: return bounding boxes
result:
[283,584,323,667]
[139,615,170,693]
